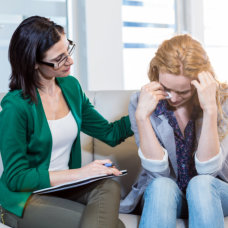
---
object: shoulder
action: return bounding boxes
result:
[56,76,87,108]
[1,90,29,110]
[128,91,140,123]
[129,91,140,109]
[0,90,29,124]
[56,75,84,98]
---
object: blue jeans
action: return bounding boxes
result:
[139,175,228,228]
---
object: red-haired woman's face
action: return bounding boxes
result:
[159,72,196,108]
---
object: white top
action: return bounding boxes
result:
[48,111,78,171]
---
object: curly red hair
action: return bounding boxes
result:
[148,34,228,140]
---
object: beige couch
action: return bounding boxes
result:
[0,91,228,228]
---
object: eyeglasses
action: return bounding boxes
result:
[38,39,75,70]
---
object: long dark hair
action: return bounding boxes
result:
[9,16,64,103]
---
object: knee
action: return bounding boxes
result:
[187,175,214,193]
[146,177,177,192]
[186,175,221,224]
[145,177,178,199]
[143,177,180,217]
[186,175,215,199]
[100,179,120,195]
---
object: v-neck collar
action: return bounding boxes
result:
[36,77,81,140]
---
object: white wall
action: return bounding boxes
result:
[71,0,124,91]
[85,0,123,90]
[0,0,124,92]
[0,15,23,93]
[0,0,67,93]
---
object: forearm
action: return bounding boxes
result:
[136,115,165,160]
[107,115,134,146]
[49,159,121,186]
[82,104,133,147]
[134,82,167,160]
[196,109,220,161]
[49,169,81,186]
[195,148,223,174]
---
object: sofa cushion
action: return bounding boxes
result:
[86,91,141,197]
[2,90,228,228]
[119,214,140,228]
[0,223,11,228]
[80,91,96,166]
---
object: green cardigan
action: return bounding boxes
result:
[0,76,133,217]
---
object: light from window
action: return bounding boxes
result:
[122,0,176,89]
[203,0,228,83]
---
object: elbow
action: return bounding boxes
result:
[195,160,222,175]
[5,173,31,192]
[103,137,122,147]
[107,141,118,147]
[109,138,126,147]
[5,175,19,192]
[195,149,223,175]
[195,164,221,176]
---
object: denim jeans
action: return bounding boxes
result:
[139,175,228,228]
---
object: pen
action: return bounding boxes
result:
[104,163,114,167]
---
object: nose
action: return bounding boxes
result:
[170,92,179,102]
[65,55,74,65]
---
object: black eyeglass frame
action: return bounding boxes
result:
[38,39,75,69]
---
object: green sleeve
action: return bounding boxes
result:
[0,95,50,192]
[80,91,134,147]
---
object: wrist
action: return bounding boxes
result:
[203,106,217,116]
[69,168,81,180]
[135,110,150,122]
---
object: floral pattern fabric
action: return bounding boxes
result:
[155,100,197,191]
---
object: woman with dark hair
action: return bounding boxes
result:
[120,34,228,227]
[0,16,133,228]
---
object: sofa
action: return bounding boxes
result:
[0,90,228,228]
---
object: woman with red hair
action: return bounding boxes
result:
[121,34,228,228]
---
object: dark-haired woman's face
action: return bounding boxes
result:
[36,34,73,80]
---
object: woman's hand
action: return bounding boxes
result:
[76,159,122,179]
[135,82,167,120]
[191,71,218,114]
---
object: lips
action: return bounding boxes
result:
[63,67,70,73]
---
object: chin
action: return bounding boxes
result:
[64,67,71,73]
[168,101,183,107]
[168,98,192,109]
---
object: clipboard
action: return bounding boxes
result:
[33,170,127,194]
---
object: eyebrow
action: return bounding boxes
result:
[160,83,191,93]
[49,42,70,61]
[50,53,65,62]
